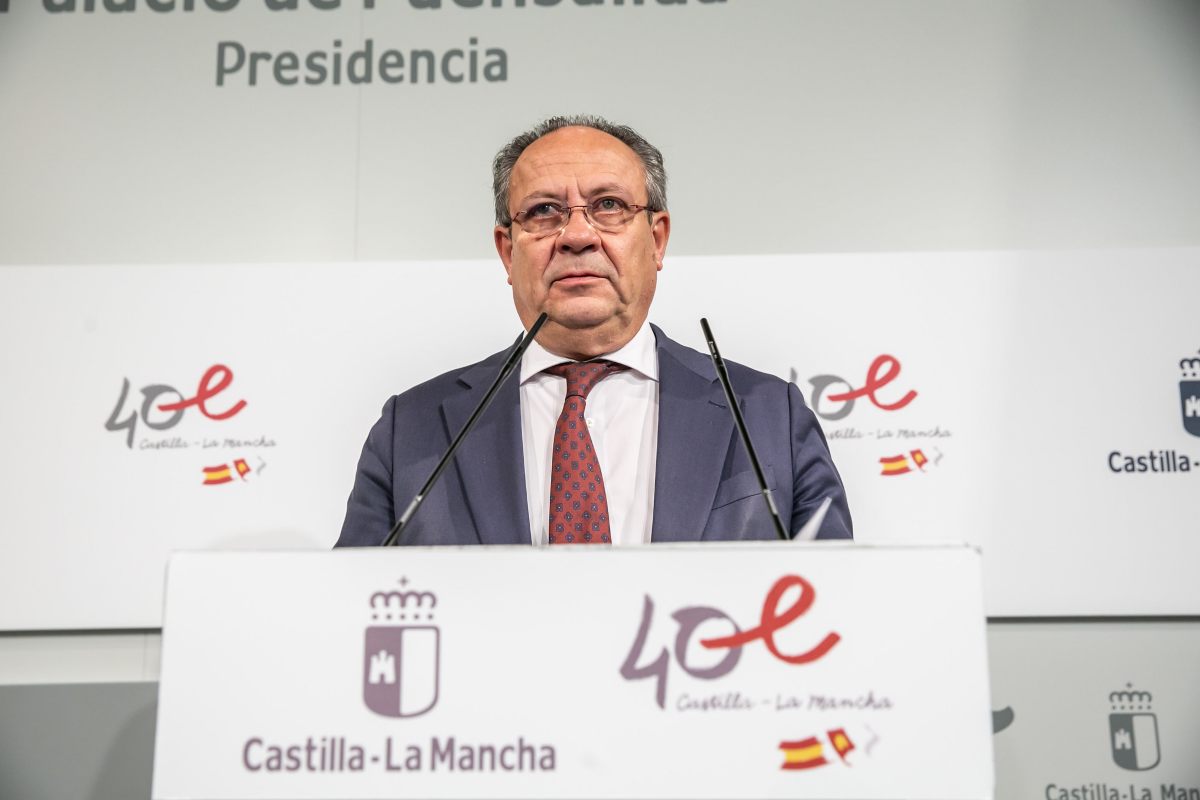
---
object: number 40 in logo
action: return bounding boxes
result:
[619,575,841,708]
[104,364,246,448]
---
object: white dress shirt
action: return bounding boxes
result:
[519,323,660,546]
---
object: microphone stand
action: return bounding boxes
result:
[700,318,790,542]
[382,312,549,547]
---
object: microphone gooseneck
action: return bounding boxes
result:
[700,317,790,542]
[381,312,549,547]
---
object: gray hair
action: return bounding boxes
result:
[492,115,668,226]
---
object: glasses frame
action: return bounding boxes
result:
[510,201,654,239]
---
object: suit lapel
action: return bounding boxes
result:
[441,352,531,545]
[650,328,735,542]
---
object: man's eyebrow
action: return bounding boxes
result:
[584,183,634,197]
[517,189,566,203]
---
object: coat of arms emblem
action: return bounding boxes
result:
[363,578,440,718]
[1181,353,1200,438]
[1108,683,1160,771]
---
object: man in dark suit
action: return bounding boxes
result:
[337,116,851,547]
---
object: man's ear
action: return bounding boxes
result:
[651,211,670,270]
[495,225,514,285]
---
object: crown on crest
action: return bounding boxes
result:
[1109,682,1152,711]
[1180,350,1200,379]
[369,577,437,622]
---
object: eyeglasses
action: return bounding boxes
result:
[510,197,653,238]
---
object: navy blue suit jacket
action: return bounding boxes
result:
[336,325,852,546]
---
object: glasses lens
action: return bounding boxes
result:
[588,198,631,232]
[516,200,639,235]
[519,203,567,235]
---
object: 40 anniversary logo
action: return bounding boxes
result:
[619,575,841,710]
[104,363,276,486]
[619,575,884,772]
[790,354,951,477]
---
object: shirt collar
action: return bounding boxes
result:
[520,321,659,384]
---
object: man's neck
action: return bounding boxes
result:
[536,327,636,362]
[520,322,657,383]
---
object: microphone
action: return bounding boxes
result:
[381,312,549,547]
[700,318,790,542]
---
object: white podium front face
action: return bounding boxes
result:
[152,544,993,800]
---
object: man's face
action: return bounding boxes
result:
[495,126,670,360]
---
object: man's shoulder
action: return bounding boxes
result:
[384,346,509,411]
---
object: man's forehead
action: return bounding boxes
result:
[511,127,645,193]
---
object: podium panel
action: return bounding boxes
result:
[152,544,993,799]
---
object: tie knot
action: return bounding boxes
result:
[545,360,628,399]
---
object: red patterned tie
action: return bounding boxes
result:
[544,360,629,544]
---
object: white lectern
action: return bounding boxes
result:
[152,543,993,799]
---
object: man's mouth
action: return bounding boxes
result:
[551,271,606,287]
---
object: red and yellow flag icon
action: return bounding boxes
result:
[827,728,855,762]
[202,457,258,485]
[909,449,928,470]
[202,464,233,485]
[780,729,860,770]
[779,737,828,770]
[879,454,911,476]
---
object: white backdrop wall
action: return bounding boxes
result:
[2,0,1200,265]
[2,251,1199,629]
[2,0,1200,633]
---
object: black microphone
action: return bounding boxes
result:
[700,318,790,542]
[381,312,549,547]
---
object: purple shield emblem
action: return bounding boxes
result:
[1108,684,1160,771]
[363,581,440,718]
[1109,713,1160,771]
[1180,379,1200,437]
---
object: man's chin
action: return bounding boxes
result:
[545,300,621,331]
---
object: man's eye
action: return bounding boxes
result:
[527,203,563,219]
[593,197,626,213]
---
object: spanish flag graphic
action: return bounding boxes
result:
[779,737,828,770]
[879,454,911,476]
[909,449,928,470]
[233,458,251,479]
[202,464,233,485]
[827,728,856,763]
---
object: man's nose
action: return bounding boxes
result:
[556,206,602,253]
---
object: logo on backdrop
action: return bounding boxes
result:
[103,364,276,485]
[878,447,944,476]
[363,578,440,719]
[1181,351,1200,437]
[801,355,918,423]
[791,354,952,477]
[1044,684,1192,797]
[779,727,878,771]
[1106,348,1199,476]
[1109,683,1160,771]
